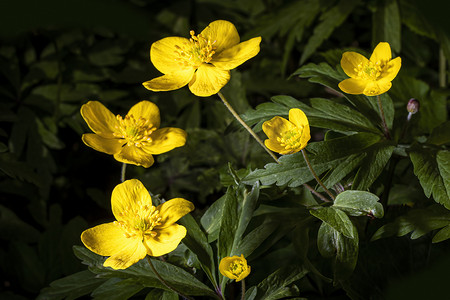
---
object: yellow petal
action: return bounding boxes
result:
[114,146,155,168]
[80,101,118,138]
[200,20,240,54]
[338,78,369,95]
[143,69,195,92]
[288,108,309,129]
[211,37,261,70]
[188,64,230,97]
[111,179,153,222]
[363,79,392,96]
[156,198,194,228]
[82,133,123,154]
[340,51,369,78]
[219,254,250,282]
[144,224,187,257]
[143,128,187,155]
[370,42,392,63]
[127,101,160,129]
[380,56,401,82]
[262,116,294,141]
[300,125,311,150]
[150,37,192,74]
[265,139,291,155]
[81,222,147,269]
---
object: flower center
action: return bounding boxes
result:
[115,201,162,240]
[174,30,216,68]
[354,60,385,81]
[113,114,157,147]
[229,260,246,277]
[276,128,303,152]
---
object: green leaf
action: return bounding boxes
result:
[254,265,308,300]
[236,218,278,258]
[353,141,395,190]
[419,89,448,133]
[218,188,238,260]
[91,278,143,300]
[300,0,359,64]
[0,204,40,242]
[200,193,226,242]
[145,289,178,300]
[372,0,401,52]
[37,270,107,300]
[73,246,216,297]
[333,190,384,218]
[427,121,450,145]
[410,149,450,209]
[310,207,355,238]
[243,133,381,187]
[322,153,366,188]
[371,205,450,242]
[317,222,358,282]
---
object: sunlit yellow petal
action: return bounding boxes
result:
[380,56,401,82]
[363,79,392,96]
[81,222,129,257]
[113,146,155,168]
[143,69,195,92]
[80,101,118,138]
[370,42,392,63]
[200,20,240,54]
[340,52,369,78]
[111,179,153,222]
[211,37,261,70]
[265,139,292,155]
[262,116,294,140]
[219,254,250,282]
[150,37,192,74]
[156,198,194,228]
[288,108,309,129]
[103,236,147,270]
[82,133,123,155]
[127,101,161,129]
[188,64,230,97]
[143,128,187,155]
[300,125,311,149]
[338,78,368,94]
[144,225,187,257]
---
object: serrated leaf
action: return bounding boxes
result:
[300,0,359,64]
[372,205,450,242]
[333,190,384,218]
[372,0,401,52]
[310,207,355,238]
[317,222,358,282]
[37,270,107,300]
[410,149,450,208]
[145,289,178,300]
[255,265,308,300]
[322,153,366,188]
[427,121,450,145]
[243,133,381,187]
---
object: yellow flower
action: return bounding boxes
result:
[142,20,261,97]
[81,100,187,168]
[262,108,311,155]
[219,254,251,282]
[338,42,401,96]
[81,179,194,270]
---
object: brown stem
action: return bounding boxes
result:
[301,150,335,201]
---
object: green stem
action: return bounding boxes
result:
[241,279,246,300]
[376,95,391,139]
[120,163,127,182]
[301,149,335,201]
[217,92,279,163]
[146,256,195,300]
[439,48,446,88]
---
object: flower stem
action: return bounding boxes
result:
[376,95,391,139]
[241,279,246,300]
[217,92,279,163]
[120,163,127,182]
[146,256,194,300]
[301,149,335,201]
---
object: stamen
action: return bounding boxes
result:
[174,30,217,68]
[113,114,157,147]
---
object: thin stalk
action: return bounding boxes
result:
[439,48,446,88]
[217,92,279,163]
[301,149,335,201]
[376,95,391,139]
[146,256,195,300]
[120,163,127,182]
[303,183,330,202]
[241,279,246,300]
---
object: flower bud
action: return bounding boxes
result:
[406,98,420,114]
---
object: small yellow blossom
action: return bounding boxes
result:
[219,254,251,282]
[80,100,187,168]
[81,179,194,270]
[262,108,311,155]
[338,42,401,96]
[142,20,261,97]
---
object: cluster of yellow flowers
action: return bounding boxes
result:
[79,19,401,285]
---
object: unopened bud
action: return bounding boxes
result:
[406,98,420,114]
